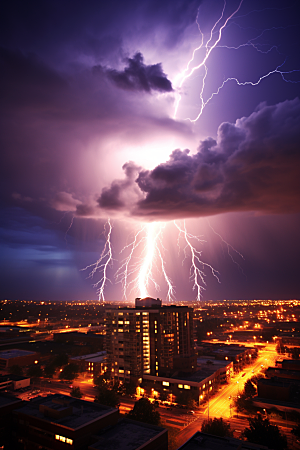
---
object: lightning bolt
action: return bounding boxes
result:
[174,220,220,301]
[138,223,161,298]
[81,219,113,303]
[206,219,246,276]
[115,222,175,302]
[174,0,300,122]
[115,224,147,299]
[174,0,244,120]
[64,214,75,245]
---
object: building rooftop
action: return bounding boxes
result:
[179,367,218,383]
[266,367,300,379]
[0,349,36,359]
[89,418,167,450]
[177,432,269,450]
[15,394,117,430]
[71,351,106,361]
[282,359,300,367]
[0,375,29,382]
[197,358,231,370]
[0,394,22,410]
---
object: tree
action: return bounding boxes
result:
[250,373,264,386]
[201,418,233,437]
[70,386,82,398]
[176,391,195,409]
[94,373,111,388]
[95,386,120,408]
[158,389,169,402]
[242,415,288,450]
[112,381,126,396]
[243,380,256,399]
[59,363,79,381]
[9,365,23,376]
[43,363,56,378]
[234,393,256,414]
[124,380,137,396]
[27,365,43,378]
[53,353,68,368]
[128,398,160,426]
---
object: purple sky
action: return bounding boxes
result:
[1,0,300,302]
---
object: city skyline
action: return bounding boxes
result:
[1,0,300,302]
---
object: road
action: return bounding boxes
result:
[203,343,278,419]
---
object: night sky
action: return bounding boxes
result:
[1,0,300,302]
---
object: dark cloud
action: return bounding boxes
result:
[104,52,173,93]
[98,98,300,220]
[98,162,143,211]
[0,0,200,64]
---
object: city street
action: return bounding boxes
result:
[203,343,278,419]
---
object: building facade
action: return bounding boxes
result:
[104,298,196,381]
[13,394,119,450]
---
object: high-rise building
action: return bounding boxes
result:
[104,298,196,381]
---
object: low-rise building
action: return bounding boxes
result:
[141,358,232,404]
[53,332,104,349]
[257,378,291,401]
[0,393,23,449]
[176,431,269,450]
[14,394,119,450]
[70,352,107,378]
[0,374,30,391]
[281,359,300,371]
[88,418,168,450]
[265,367,300,381]
[0,349,39,370]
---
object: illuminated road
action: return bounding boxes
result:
[203,343,278,419]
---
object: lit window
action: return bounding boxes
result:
[119,369,124,373]
[184,385,190,390]
[162,381,169,386]
[178,384,183,388]
[55,435,73,445]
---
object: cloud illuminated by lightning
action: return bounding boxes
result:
[83,0,300,303]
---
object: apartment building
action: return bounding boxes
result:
[104,297,196,381]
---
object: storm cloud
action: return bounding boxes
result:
[98,98,300,220]
[104,52,173,93]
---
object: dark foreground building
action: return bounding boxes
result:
[176,431,270,450]
[88,418,168,450]
[13,394,119,450]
